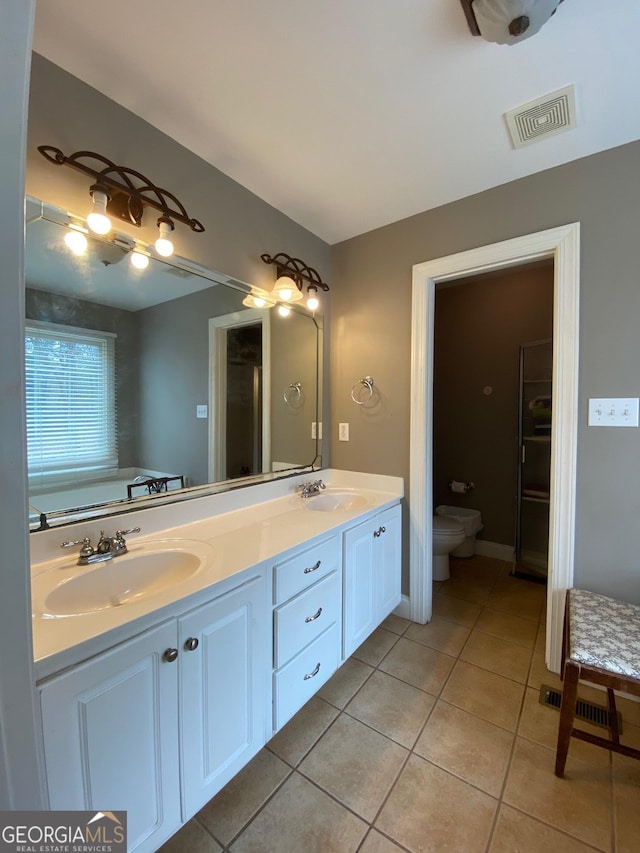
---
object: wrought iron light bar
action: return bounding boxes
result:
[37,145,205,233]
[261,252,330,294]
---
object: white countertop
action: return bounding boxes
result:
[31,469,403,679]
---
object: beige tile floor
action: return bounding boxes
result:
[159,555,640,853]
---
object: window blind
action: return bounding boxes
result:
[25,321,117,488]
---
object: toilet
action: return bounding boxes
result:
[432,516,466,582]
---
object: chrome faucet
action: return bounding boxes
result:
[61,527,141,566]
[297,479,326,499]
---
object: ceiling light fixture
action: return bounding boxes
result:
[459,0,564,45]
[261,252,329,313]
[38,145,205,252]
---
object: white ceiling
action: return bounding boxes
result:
[32,0,640,245]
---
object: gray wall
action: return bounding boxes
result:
[270,309,319,468]
[331,140,640,603]
[136,284,246,485]
[433,266,553,546]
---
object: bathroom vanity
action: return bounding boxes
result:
[30,470,403,853]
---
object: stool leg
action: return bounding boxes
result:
[555,660,579,777]
[607,689,620,745]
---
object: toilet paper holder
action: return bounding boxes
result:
[448,480,475,494]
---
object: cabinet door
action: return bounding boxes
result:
[179,573,268,817]
[376,504,402,621]
[39,621,181,853]
[343,519,377,659]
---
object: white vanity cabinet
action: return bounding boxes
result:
[272,535,342,731]
[343,503,402,659]
[179,573,268,816]
[38,569,268,853]
[39,620,182,853]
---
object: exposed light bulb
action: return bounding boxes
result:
[87,189,111,235]
[64,228,88,255]
[306,292,320,312]
[155,217,174,257]
[253,295,267,308]
[130,250,149,270]
[278,304,291,317]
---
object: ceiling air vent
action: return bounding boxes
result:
[505,84,576,149]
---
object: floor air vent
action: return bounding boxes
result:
[538,684,622,733]
[505,84,576,149]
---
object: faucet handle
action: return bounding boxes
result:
[61,536,94,557]
[115,527,141,540]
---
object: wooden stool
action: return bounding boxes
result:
[555,588,640,777]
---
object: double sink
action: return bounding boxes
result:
[32,489,366,618]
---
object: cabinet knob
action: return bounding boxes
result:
[163,648,179,663]
[184,637,199,651]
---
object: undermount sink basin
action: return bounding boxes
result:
[305,490,368,512]
[38,539,213,617]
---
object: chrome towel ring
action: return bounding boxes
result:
[284,382,302,404]
[351,376,375,405]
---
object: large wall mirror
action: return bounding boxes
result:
[26,197,322,530]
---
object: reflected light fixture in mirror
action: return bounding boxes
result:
[130,248,150,269]
[37,146,205,255]
[261,252,330,312]
[64,226,88,255]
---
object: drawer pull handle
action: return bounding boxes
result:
[305,607,323,623]
[373,525,386,538]
[304,662,321,680]
[304,560,321,574]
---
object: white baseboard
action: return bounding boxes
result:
[393,595,412,620]
[475,540,515,562]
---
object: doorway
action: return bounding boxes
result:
[409,224,580,673]
[208,308,271,482]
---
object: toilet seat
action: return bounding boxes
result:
[433,516,465,538]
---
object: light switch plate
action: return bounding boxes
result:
[196,404,208,419]
[339,422,349,441]
[588,398,639,427]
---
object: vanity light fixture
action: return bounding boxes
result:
[86,188,111,235]
[242,288,276,310]
[155,217,175,257]
[277,304,291,317]
[37,146,205,253]
[261,252,330,312]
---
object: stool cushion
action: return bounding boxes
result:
[569,589,640,678]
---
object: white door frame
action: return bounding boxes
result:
[208,309,271,482]
[409,223,580,672]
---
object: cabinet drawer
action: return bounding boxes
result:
[274,571,340,668]
[273,622,339,731]
[273,536,340,605]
